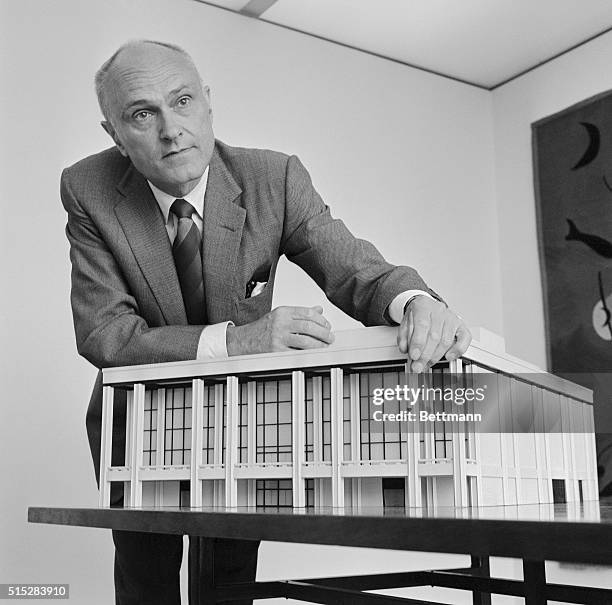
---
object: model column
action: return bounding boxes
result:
[190,379,204,507]
[129,383,145,507]
[225,376,239,507]
[246,380,257,506]
[213,383,225,505]
[154,388,166,505]
[99,385,115,507]
[330,368,344,507]
[292,371,306,507]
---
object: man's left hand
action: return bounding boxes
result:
[398,295,471,373]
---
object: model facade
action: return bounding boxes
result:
[98,327,597,510]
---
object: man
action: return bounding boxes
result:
[61,39,470,604]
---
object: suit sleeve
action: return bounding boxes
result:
[61,170,203,369]
[281,155,440,326]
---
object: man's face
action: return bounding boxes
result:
[102,44,214,197]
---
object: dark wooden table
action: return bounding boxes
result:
[28,501,612,604]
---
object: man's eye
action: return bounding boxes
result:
[177,96,191,107]
[133,110,152,122]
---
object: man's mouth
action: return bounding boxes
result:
[163,147,193,158]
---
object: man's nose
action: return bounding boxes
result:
[159,109,182,141]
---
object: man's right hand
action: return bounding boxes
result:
[226,306,334,356]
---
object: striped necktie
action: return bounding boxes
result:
[170,199,206,325]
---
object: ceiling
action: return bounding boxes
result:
[194,0,612,89]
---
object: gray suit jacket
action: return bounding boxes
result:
[61,140,435,481]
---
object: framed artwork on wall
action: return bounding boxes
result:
[533,90,612,491]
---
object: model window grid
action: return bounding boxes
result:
[304,377,315,462]
[256,479,293,507]
[145,361,539,470]
[143,389,157,466]
[305,478,315,508]
[201,383,215,464]
[256,377,292,463]
[303,372,333,463]
[321,376,331,461]
[164,386,192,465]
[142,362,470,471]
[238,381,248,463]
[359,364,408,461]
[431,365,452,459]
[343,373,351,461]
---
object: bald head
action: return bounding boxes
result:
[95,39,215,198]
[95,40,201,124]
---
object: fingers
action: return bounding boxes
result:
[428,318,458,367]
[286,333,334,350]
[445,323,472,360]
[400,297,434,367]
[411,311,444,373]
[400,297,471,373]
[397,309,415,354]
[292,306,332,331]
[407,314,430,362]
[292,319,334,344]
[293,306,334,345]
[271,305,334,349]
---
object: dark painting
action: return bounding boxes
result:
[533,90,612,491]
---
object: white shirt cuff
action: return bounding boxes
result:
[388,290,434,324]
[196,321,234,359]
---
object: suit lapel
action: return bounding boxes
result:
[114,164,188,326]
[202,147,245,322]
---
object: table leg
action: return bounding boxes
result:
[522,559,546,604]
[470,556,491,605]
[189,536,217,604]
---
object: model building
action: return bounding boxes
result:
[98,327,597,510]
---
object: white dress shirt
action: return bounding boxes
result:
[147,170,432,359]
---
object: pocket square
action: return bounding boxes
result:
[246,265,271,298]
[246,279,267,298]
[251,281,267,298]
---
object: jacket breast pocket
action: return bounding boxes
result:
[235,279,274,324]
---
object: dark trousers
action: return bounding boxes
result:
[113,531,260,605]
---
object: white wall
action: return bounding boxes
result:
[1,0,501,602]
[492,30,612,367]
[489,36,612,599]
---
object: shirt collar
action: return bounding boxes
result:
[147,166,210,224]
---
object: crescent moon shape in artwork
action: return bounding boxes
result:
[593,297,612,341]
[572,121,600,170]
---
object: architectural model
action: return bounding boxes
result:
[98,327,597,510]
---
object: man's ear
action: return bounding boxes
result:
[203,85,213,121]
[101,120,128,157]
